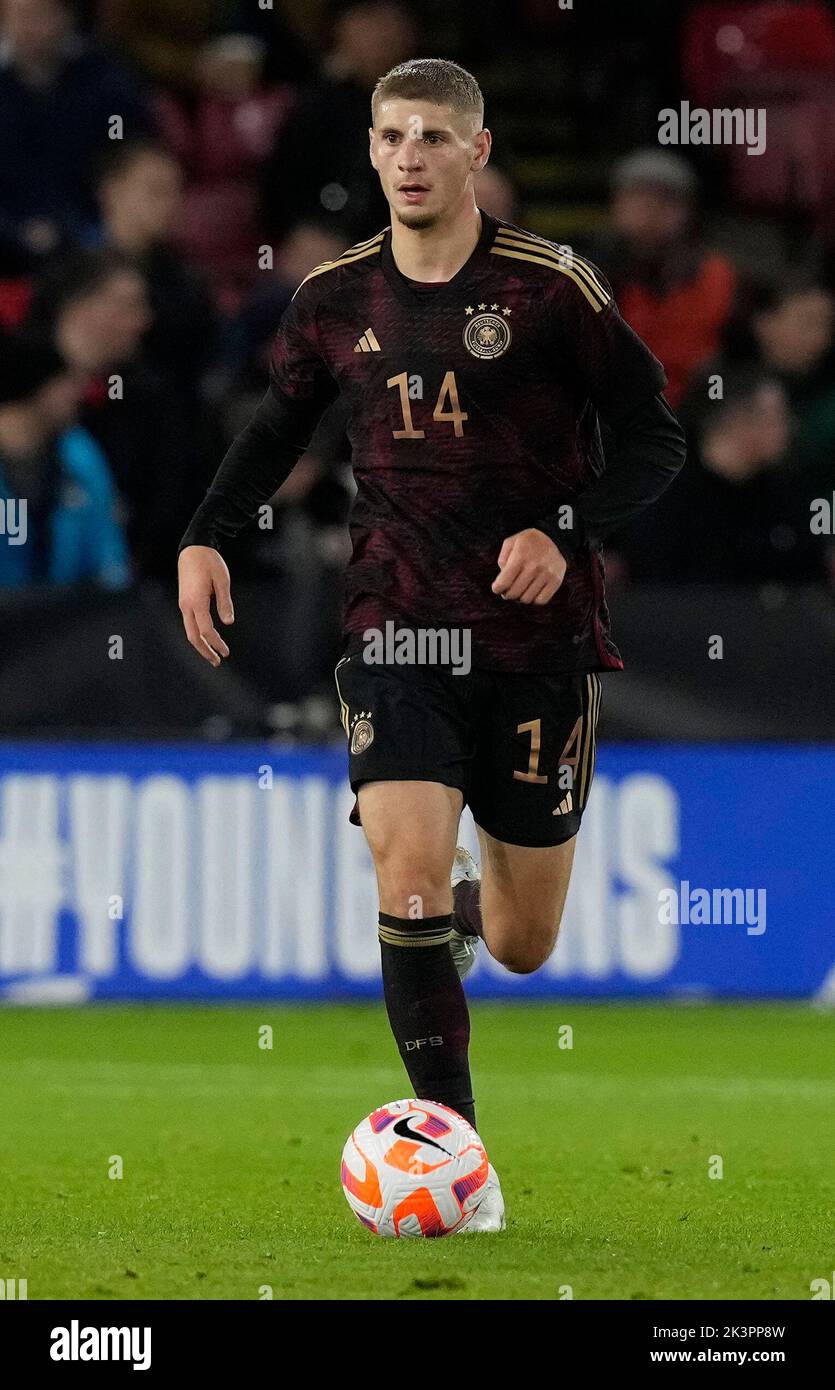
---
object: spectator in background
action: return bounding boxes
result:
[97,0,235,95]
[97,0,313,95]
[153,32,296,299]
[586,149,737,407]
[95,139,218,405]
[0,0,152,271]
[209,217,351,702]
[735,272,835,487]
[26,248,200,580]
[0,332,130,587]
[218,218,352,563]
[691,270,835,513]
[219,219,351,536]
[222,219,345,401]
[622,274,835,586]
[617,364,825,585]
[262,0,418,243]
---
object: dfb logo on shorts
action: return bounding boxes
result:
[350,711,374,754]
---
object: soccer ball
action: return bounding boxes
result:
[340,1098,489,1238]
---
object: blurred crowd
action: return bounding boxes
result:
[1,0,835,711]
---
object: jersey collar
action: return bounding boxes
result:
[380,209,497,309]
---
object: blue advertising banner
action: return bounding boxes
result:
[0,741,831,1001]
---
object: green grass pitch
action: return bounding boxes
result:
[2,1002,833,1301]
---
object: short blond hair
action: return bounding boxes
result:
[372,58,484,126]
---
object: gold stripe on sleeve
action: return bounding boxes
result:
[490,246,607,311]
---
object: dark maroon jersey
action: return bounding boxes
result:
[268,211,667,672]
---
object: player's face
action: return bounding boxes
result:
[370,99,490,229]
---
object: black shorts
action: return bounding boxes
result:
[333,646,602,848]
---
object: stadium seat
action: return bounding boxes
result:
[152,91,193,165]
[153,87,294,297]
[191,91,294,179]
[0,277,32,329]
[727,83,835,213]
[176,181,262,297]
[683,2,835,105]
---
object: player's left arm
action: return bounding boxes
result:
[493,258,686,605]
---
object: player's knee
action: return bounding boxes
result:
[375,857,452,919]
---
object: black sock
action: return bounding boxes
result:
[378,911,476,1128]
[453,879,484,939]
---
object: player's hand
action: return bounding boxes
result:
[178,545,234,666]
[492,528,567,605]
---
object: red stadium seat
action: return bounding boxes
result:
[727,81,835,213]
[152,91,194,166]
[0,277,32,328]
[684,2,835,105]
[176,180,261,296]
[153,86,295,301]
[191,90,294,179]
[153,88,294,179]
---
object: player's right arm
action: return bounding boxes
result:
[178,283,338,664]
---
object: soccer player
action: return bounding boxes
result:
[178,59,686,1232]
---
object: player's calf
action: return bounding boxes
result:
[377,912,476,1127]
[477,831,577,975]
[359,780,476,1126]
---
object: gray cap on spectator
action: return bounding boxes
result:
[612,149,698,198]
